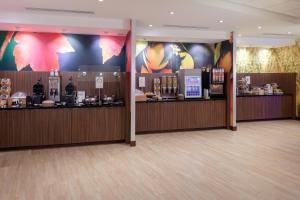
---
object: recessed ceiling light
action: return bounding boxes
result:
[148,24,153,27]
[288,31,292,35]
[98,0,104,2]
[217,20,224,23]
[170,11,175,15]
[258,26,262,30]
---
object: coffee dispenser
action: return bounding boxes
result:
[63,77,76,106]
[48,72,61,102]
[32,79,45,105]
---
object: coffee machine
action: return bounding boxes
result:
[31,79,46,105]
[63,77,76,106]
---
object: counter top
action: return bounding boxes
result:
[0,102,125,111]
[237,94,292,98]
[136,98,226,104]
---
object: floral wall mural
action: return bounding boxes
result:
[135,41,214,73]
[237,40,300,116]
[215,36,234,127]
[0,31,126,72]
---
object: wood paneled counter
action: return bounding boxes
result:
[237,73,297,121]
[0,106,126,149]
[136,99,227,133]
[237,95,295,121]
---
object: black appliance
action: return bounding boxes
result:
[62,77,76,106]
[202,68,211,90]
[32,79,45,105]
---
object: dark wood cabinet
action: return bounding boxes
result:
[237,95,294,121]
[72,107,126,143]
[0,110,25,148]
[0,107,126,149]
[236,73,297,121]
[136,100,227,133]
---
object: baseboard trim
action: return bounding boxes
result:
[130,141,136,147]
[230,126,238,131]
[0,140,126,152]
[136,127,227,135]
[237,117,293,123]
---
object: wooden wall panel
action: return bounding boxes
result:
[23,110,48,146]
[237,73,297,121]
[104,107,126,141]
[136,100,227,133]
[46,109,72,145]
[136,103,149,133]
[0,71,126,99]
[0,110,25,148]
[0,107,126,149]
[71,107,126,144]
[145,103,161,132]
[71,109,93,143]
[237,95,294,121]
[237,73,296,95]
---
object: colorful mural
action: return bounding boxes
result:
[0,31,126,72]
[214,39,233,73]
[237,40,300,116]
[215,35,234,127]
[135,42,214,73]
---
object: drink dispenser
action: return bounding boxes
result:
[48,71,61,102]
[179,69,202,99]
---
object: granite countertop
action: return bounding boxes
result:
[136,98,226,104]
[237,94,292,97]
[0,102,125,111]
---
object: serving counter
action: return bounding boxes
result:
[0,105,126,149]
[237,73,297,122]
[237,94,294,121]
[0,70,131,149]
[136,99,227,133]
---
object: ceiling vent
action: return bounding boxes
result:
[25,7,95,15]
[163,24,209,30]
[263,33,294,37]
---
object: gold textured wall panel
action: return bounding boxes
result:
[237,40,300,116]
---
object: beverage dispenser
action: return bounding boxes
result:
[179,69,202,99]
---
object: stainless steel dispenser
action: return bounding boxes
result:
[179,69,202,99]
[48,72,61,102]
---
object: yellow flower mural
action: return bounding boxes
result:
[237,40,300,116]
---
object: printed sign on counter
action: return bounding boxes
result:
[139,77,146,88]
[95,76,104,89]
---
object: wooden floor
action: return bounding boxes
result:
[1,120,300,200]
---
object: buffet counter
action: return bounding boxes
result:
[0,105,126,149]
[0,102,124,110]
[136,99,227,133]
[237,94,295,121]
[236,73,297,122]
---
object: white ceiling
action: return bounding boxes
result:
[228,0,300,18]
[0,0,299,43]
[237,36,296,48]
